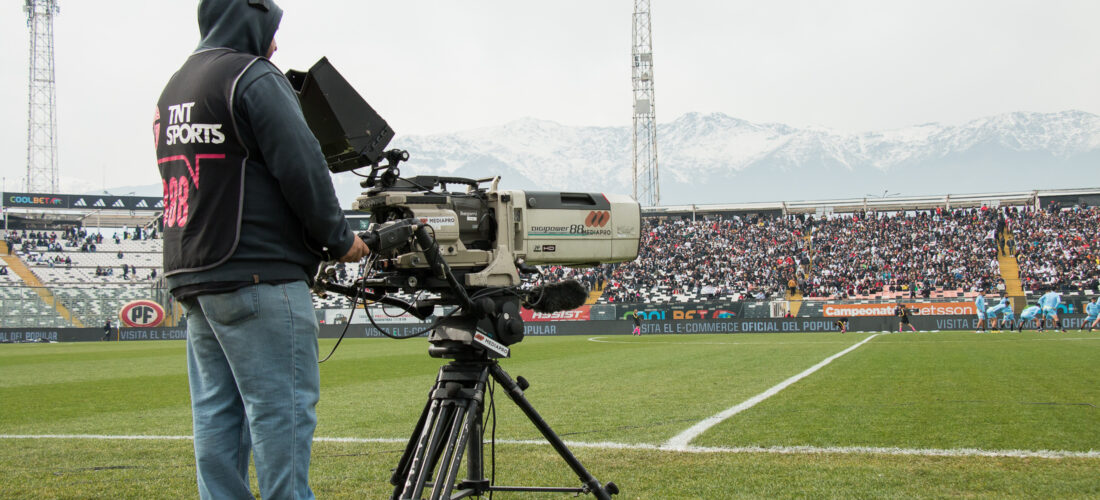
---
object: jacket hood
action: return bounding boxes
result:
[197,0,283,56]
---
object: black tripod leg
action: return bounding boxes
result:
[462,407,486,492]
[391,396,434,490]
[410,402,456,500]
[395,364,493,500]
[430,402,472,500]
[490,364,615,500]
[392,396,446,500]
[393,365,458,500]
[435,369,489,499]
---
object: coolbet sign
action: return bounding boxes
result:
[7,195,62,206]
[823,302,977,317]
[625,308,738,320]
[3,192,163,211]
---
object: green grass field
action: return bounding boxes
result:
[2,330,1098,499]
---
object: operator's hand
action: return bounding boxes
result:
[339,236,370,263]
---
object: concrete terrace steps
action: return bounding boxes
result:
[789,232,813,316]
[787,290,804,316]
[585,285,605,305]
[0,241,85,327]
[996,230,1026,310]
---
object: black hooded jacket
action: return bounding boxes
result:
[162,0,355,293]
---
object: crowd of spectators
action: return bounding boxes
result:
[802,208,1003,298]
[4,203,1098,300]
[1013,205,1100,292]
[598,215,806,303]
[553,204,1099,304]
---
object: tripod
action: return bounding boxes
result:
[389,342,618,500]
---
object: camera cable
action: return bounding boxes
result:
[320,253,480,362]
[319,254,376,363]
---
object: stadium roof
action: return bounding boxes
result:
[644,187,1100,217]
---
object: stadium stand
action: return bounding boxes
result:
[595,208,1003,304]
[1012,205,1100,296]
[3,229,167,327]
[2,188,1097,327]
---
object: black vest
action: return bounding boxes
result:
[155,49,259,276]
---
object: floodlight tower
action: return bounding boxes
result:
[24,0,61,194]
[631,0,659,206]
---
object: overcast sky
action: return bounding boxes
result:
[1,0,1098,194]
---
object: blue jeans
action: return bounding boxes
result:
[183,281,320,500]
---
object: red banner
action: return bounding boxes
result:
[823,302,977,317]
[520,305,591,322]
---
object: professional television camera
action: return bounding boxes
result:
[289,58,640,355]
[287,58,634,499]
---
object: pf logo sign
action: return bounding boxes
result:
[585,211,610,228]
[119,300,166,328]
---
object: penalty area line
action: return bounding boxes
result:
[662,333,880,451]
[2,434,1095,460]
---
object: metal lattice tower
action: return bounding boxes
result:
[631,0,659,206]
[24,0,61,194]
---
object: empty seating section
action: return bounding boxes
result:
[3,229,165,327]
[51,285,163,328]
[0,286,69,327]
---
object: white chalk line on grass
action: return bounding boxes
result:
[526,441,1100,460]
[2,434,1096,460]
[662,333,881,451]
[871,336,1100,345]
[588,335,1100,347]
[587,337,856,346]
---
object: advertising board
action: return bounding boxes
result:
[822,302,977,317]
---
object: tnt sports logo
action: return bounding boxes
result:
[163,102,225,145]
[119,300,166,328]
[585,211,610,228]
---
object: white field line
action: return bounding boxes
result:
[0,434,195,441]
[2,434,1096,460]
[587,337,854,346]
[662,333,880,451]
[588,335,1100,346]
[868,337,1100,345]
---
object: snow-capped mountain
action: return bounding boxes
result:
[331,110,1100,206]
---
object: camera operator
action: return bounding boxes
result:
[154,1,368,498]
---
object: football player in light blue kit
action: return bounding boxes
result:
[1084,297,1099,333]
[986,296,1010,332]
[974,290,988,333]
[1000,302,1016,331]
[1038,289,1065,332]
[1016,304,1041,332]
